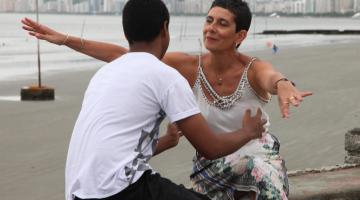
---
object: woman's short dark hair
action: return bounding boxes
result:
[210,0,252,32]
[122,0,169,44]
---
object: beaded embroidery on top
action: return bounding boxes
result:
[194,57,257,110]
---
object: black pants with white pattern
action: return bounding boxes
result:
[75,170,210,200]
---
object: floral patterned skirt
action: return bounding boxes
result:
[190,133,289,200]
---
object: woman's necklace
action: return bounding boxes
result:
[211,66,225,86]
[216,76,223,86]
[198,65,247,110]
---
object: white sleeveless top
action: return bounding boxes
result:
[192,57,274,157]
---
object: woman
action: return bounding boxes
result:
[22,0,311,199]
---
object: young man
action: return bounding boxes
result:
[65,0,266,200]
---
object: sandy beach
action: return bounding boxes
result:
[1,41,360,200]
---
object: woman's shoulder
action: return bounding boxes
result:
[236,53,272,69]
[162,52,198,68]
[162,52,200,86]
[252,58,273,71]
[241,55,273,100]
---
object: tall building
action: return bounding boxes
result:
[315,0,330,13]
[2,0,359,14]
[113,0,127,14]
[103,0,114,13]
[305,0,315,13]
[42,0,58,12]
[337,0,355,13]
[57,0,74,13]
[292,0,306,14]
[173,0,185,14]
[201,0,213,14]
[184,0,201,14]
[0,0,16,12]
[89,0,103,14]
[14,0,32,12]
[73,0,89,13]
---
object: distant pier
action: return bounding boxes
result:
[261,29,360,35]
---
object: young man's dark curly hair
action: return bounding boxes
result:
[122,0,170,44]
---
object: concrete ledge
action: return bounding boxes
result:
[345,128,360,164]
[288,165,360,200]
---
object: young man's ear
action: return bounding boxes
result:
[161,21,169,37]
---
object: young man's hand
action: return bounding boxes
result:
[153,123,183,156]
[164,123,183,148]
[242,108,267,140]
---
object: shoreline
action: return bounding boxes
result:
[1,41,360,199]
[2,36,360,82]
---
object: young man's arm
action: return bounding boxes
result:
[176,109,266,160]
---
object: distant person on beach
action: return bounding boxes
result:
[266,41,279,54]
[22,0,312,199]
[272,44,279,53]
[50,0,267,200]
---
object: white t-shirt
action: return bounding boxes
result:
[65,52,200,200]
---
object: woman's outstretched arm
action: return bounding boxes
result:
[22,18,199,83]
[251,61,313,118]
[21,17,127,62]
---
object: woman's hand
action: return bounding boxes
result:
[21,17,67,45]
[277,81,312,118]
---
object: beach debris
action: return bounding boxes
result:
[269,12,280,18]
[352,12,360,18]
[21,85,55,101]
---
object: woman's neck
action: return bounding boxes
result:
[206,50,242,74]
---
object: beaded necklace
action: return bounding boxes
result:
[196,57,256,110]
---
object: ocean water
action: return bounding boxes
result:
[0,13,360,81]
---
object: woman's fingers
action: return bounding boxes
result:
[301,91,313,98]
[21,18,31,27]
[290,91,313,107]
[28,32,46,40]
[279,95,291,118]
[22,18,45,33]
[24,17,38,26]
[34,33,47,40]
[280,102,290,118]
[279,90,313,118]
[22,25,35,32]
[22,18,37,29]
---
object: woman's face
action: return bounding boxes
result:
[203,7,241,52]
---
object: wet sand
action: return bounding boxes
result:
[1,41,359,199]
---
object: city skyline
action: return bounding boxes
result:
[0,0,359,15]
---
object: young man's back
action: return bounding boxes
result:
[66,52,200,199]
